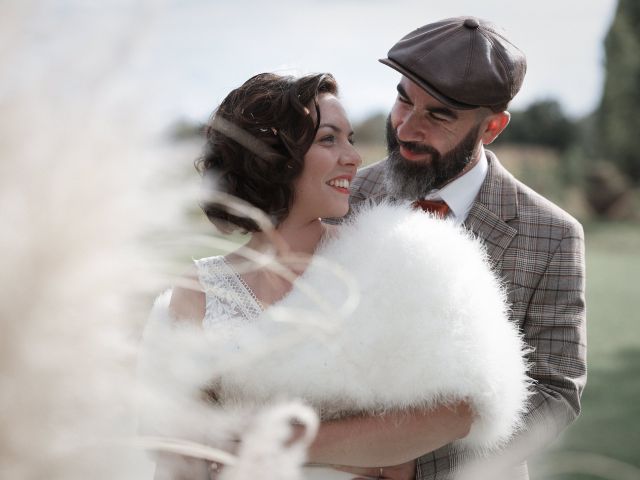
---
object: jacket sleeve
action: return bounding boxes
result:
[417,220,587,480]
[441,221,586,479]
[520,220,587,433]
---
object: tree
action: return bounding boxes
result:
[496,99,577,151]
[596,0,640,183]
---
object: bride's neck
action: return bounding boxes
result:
[235,217,331,307]
[247,216,330,258]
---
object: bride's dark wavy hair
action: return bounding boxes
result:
[195,72,338,232]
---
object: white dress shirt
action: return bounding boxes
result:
[423,147,488,225]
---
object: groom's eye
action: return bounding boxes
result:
[427,108,457,122]
[396,85,412,105]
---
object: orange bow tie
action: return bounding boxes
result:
[412,199,450,218]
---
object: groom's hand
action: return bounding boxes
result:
[333,460,416,480]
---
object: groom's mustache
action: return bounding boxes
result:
[385,115,441,161]
[396,138,440,158]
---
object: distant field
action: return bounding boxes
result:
[531,222,640,480]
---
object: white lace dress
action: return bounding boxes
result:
[194,256,365,480]
[195,256,264,330]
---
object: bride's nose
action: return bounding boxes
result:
[340,144,362,167]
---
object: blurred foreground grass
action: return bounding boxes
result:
[532,222,640,480]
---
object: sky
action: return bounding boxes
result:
[2,0,619,133]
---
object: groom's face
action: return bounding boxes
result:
[384,77,486,199]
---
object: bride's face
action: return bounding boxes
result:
[290,94,361,220]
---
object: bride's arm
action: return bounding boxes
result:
[168,267,205,322]
[152,271,209,480]
[307,402,473,468]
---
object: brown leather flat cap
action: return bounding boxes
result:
[380,17,526,110]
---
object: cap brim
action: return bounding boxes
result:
[379,58,477,110]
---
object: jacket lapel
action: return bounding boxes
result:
[463,151,518,264]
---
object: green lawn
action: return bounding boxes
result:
[531,222,640,480]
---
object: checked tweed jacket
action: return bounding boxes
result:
[349,151,587,480]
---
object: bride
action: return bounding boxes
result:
[148,72,529,479]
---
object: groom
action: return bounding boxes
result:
[315,16,586,480]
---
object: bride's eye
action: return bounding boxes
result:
[319,134,336,144]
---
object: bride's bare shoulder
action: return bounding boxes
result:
[168,264,205,323]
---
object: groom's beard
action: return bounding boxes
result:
[384,115,481,201]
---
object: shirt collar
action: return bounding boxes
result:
[424,147,488,223]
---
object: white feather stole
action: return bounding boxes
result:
[145,203,530,452]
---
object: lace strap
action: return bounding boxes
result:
[225,260,265,311]
[194,256,263,326]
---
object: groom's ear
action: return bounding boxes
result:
[481,111,510,145]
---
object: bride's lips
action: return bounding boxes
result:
[326,175,352,194]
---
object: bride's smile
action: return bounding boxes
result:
[290,93,361,223]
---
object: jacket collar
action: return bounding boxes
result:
[463,150,518,262]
